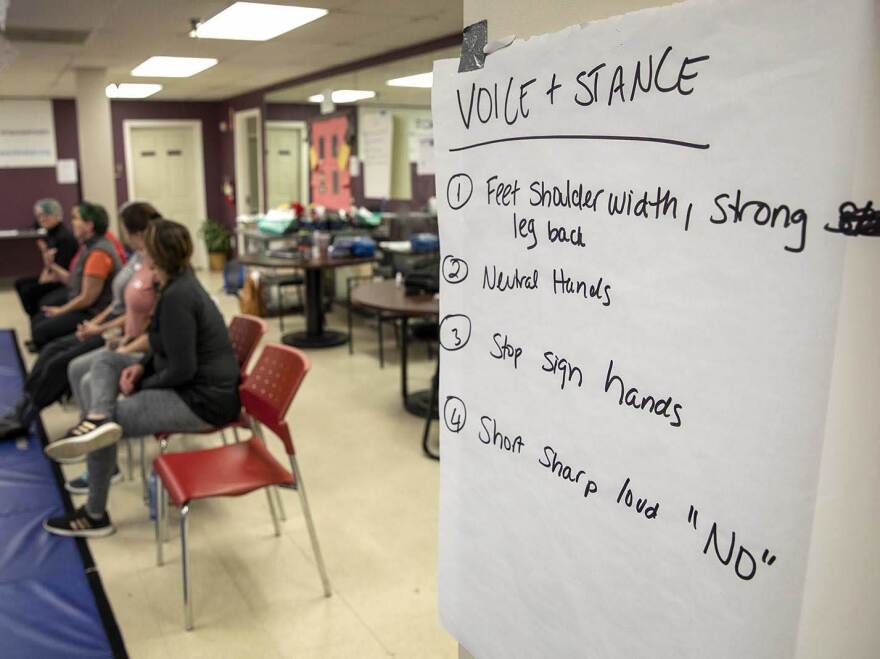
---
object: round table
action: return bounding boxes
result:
[240,253,378,348]
[350,279,439,417]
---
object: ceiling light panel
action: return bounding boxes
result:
[105,83,162,99]
[308,90,376,103]
[194,2,328,41]
[132,56,218,78]
[386,72,433,88]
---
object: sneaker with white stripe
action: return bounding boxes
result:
[44,417,123,462]
[43,505,115,538]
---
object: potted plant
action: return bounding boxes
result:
[200,219,231,272]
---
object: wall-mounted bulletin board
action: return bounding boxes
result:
[432,0,875,657]
[309,113,352,210]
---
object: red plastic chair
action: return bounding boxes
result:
[152,344,331,630]
[140,315,268,501]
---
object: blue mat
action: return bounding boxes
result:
[0,329,126,658]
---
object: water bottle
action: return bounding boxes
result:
[148,469,157,520]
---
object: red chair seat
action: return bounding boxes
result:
[154,438,294,507]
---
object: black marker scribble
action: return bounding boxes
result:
[449,134,710,152]
[824,201,878,237]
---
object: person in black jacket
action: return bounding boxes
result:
[42,219,241,538]
[14,198,79,316]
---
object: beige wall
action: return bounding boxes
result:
[74,68,118,229]
[796,4,879,657]
[459,1,880,657]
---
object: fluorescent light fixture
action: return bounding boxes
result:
[105,83,162,99]
[308,89,376,104]
[132,56,217,78]
[386,72,433,88]
[193,2,328,41]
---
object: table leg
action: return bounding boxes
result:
[283,268,348,348]
[400,317,409,404]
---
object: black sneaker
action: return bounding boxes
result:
[43,506,115,538]
[65,467,123,495]
[44,417,123,463]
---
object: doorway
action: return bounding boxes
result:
[123,120,208,269]
[265,121,309,209]
[234,108,264,216]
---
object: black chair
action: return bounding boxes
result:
[264,272,304,333]
[422,359,440,460]
[346,275,401,368]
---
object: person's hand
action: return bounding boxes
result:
[76,320,101,341]
[41,247,57,268]
[38,268,56,284]
[41,305,62,317]
[119,364,144,396]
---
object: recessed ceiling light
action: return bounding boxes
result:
[131,56,217,78]
[105,83,163,99]
[193,2,328,41]
[386,72,433,88]
[308,90,376,104]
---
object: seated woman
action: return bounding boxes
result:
[0,202,161,440]
[42,219,241,537]
[14,198,79,316]
[29,202,123,350]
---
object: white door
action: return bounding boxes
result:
[266,124,305,209]
[129,125,207,269]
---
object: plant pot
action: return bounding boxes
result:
[208,251,227,272]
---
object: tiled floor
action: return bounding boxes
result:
[2,270,453,658]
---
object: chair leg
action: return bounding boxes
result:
[274,487,286,521]
[347,291,353,355]
[232,426,241,443]
[156,482,165,566]
[140,437,148,503]
[125,438,133,481]
[220,429,228,445]
[180,504,194,631]
[265,487,281,537]
[289,456,332,597]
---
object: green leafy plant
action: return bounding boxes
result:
[199,219,231,254]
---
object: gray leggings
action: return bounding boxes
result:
[76,350,211,516]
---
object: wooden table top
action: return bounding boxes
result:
[239,253,377,270]
[350,279,439,316]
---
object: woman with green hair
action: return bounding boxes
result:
[29,202,123,349]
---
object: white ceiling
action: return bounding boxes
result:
[0,0,462,101]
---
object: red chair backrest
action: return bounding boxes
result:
[228,314,268,378]
[240,343,310,455]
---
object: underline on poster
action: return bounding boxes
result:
[448,134,711,152]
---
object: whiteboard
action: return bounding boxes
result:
[0,99,57,168]
[432,0,874,657]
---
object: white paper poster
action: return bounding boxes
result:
[408,115,434,163]
[361,110,393,199]
[432,1,873,658]
[55,158,78,184]
[0,99,56,168]
[416,136,435,175]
